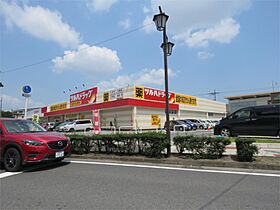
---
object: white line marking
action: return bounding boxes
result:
[0,172,22,179]
[67,160,280,178]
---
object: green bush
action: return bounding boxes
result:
[235,138,258,162]
[173,135,231,159]
[67,132,168,158]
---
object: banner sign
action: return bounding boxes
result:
[110,88,124,101]
[144,87,175,103]
[93,110,100,135]
[134,86,197,106]
[70,87,98,107]
[151,114,160,126]
[134,86,175,103]
[50,102,68,112]
[175,93,197,106]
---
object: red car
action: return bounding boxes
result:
[0,118,72,172]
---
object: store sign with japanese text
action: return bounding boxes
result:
[151,114,161,126]
[50,102,68,112]
[134,86,197,106]
[175,93,197,106]
[110,88,124,101]
[103,92,109,102]
[134,86,175,103]
[70,87,98,107]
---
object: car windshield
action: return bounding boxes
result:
[2,120,46,133]
[177,121,185,124]
[59,122,70,126]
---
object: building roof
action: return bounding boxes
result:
[225,91,280,100]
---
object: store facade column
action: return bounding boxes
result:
[132,106,137,129]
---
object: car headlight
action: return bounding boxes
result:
[23,139,44,146]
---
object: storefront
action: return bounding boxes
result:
[44,85,226,129]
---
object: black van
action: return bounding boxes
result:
[214,105,280,137]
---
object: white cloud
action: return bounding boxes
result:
[185,18,240,48]
[142,15,155,33]
[87,0,118,12]
[52,44,122,76]
[97,68,175,91]
[2,94,44,110]
[143,0,250,47]
[143,6,150,14]
[0,1,80,48]
[118,18,131,29]
[197,51,214,60]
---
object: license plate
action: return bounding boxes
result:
[55,151,64,158]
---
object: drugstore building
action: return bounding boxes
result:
[43,85,226,129]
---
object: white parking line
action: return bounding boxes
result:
[0,172,22,179]
[68,160,280,178]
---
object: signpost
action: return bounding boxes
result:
[22,85,31,119]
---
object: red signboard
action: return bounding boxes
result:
[144,87,175,103]
[93,110,100,135]
[70,87,98,107]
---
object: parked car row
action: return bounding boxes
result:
[164,118,220,131]
[42,119,94,132]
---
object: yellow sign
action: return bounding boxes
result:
[175,94,197,106]
[32,115,39,123]
[151,114,160,126]
[50,102,68,112]
[134,86,144,99]
[103,92,109,102]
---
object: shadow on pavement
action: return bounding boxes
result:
[22,161,70,173]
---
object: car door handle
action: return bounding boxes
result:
[251,118,257,121]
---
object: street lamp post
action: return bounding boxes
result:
[0,82,4,118]
[153,6,174,157]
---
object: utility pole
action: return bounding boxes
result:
[208,90,220,101]
[272,81,278,92]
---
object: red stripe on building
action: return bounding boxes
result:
[44,98,179,117]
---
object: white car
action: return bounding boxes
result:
[60,119,93,132]
[204,120,216,129]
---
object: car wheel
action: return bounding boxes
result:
[199,125,203,129]
[85,128,91,132]
[220,128,231,137]
[69,128,75,132]
[4,148,22,172]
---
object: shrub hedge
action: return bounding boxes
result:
[67,133,259,161]
[173,135,231,159]
[67,132,169,158]
[235,138,259,162]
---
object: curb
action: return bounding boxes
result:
[68,154,280,171]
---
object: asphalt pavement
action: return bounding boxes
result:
[0,160,279,209]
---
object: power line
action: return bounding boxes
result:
[193,86,280,97]
[0,23,152,74]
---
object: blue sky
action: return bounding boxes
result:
[0,0,279,110]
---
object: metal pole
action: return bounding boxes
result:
[163,26,171,156]
[24,96,28,119]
